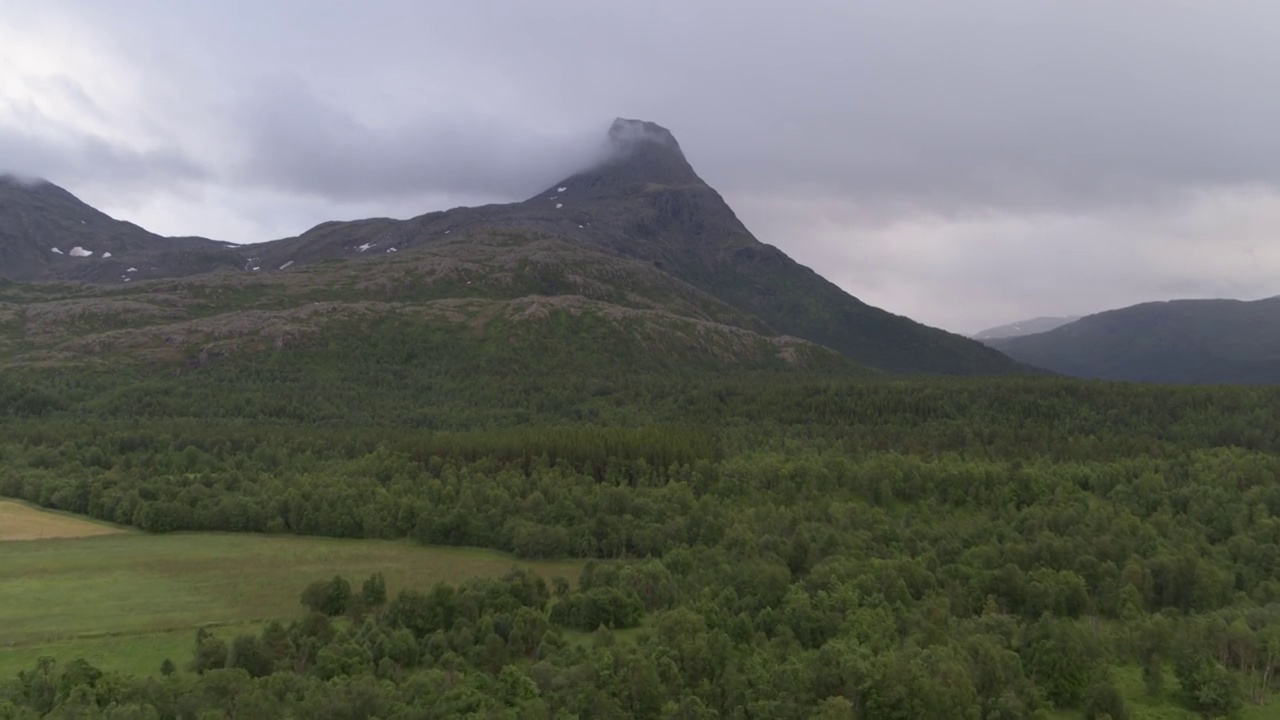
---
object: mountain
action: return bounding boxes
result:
[237,118,1025,376]
[988,296,1280,384]
[972,315,1079,341]
[0,234,865,386]
[1,119,1027,376]
[0,174,247,283]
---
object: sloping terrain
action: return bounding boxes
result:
[990,296,1280,384]
[0,230,859,382]
[3,119,1027,376]
[237,119,1026,376]
[0,175,244,283]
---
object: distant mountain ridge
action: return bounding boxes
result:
[989,296,1280,384]
[0,174,244,283]
[0,119,1028,377]
[972,315,1080,341]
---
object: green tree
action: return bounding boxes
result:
[300,575,352,617]
[191,628,228,674]
[1082,673,1128,720]
[361,572,388,609]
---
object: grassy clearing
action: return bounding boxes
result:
[1044,664,1280,720]
[0,500,126,541]
[562,624,645,651]
[0,622,268,680]
[0,530,584,677]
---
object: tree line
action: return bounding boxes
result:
[6,361,1280,716]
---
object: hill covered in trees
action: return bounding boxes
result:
[3,329,1280,717]
[989,296,1280,384]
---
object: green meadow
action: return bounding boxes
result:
[0,515,584,677]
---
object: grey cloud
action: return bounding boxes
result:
[754,188,1280,333]
[230,79,612,202]
[1,65,208,191]
[35,0,1280,214]
[0,125,207,192]
[8,0,1280,331]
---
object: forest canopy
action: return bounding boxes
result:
[4,352,1280,718]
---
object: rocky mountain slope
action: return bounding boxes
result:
[0,175,244,283]
[0,226,861,379]
[2,119,1028,376]
[234,118,1026,376]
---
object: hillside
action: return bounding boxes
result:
[2,120,1026,377]
[0,231,868,430]
[989,296,1280,383]
[972,315,1079,340]
[242,119,1025,376]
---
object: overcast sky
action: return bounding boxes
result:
[4,1,1280,334]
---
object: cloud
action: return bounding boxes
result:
[739,186,1280,334]
[0,123,208,191]
[0,8,210,195]
[4,0,1280,330]
[230,78,611,202]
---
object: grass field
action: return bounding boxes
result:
[0,509,585,678]
[0,500,127,541]
[1041,664,1280,720]
[5,507,1275,718]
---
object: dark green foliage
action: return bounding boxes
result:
[361,572,387,610]
[1175,654,1244,719]
[190,628,227,674]
[0,379,67,418]
[300,575,352,617]
[1082,672,1129,720]
[5,348,1280,717]
[226,634,274,678]
[1023,617,1100,707]
[549,587,645,631]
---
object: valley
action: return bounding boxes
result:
[0,118,1277,719]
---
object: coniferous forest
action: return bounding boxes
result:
[3,333,1280,719]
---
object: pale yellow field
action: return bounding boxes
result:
[0,501,127,541]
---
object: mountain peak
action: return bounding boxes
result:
[607,118,683,154]
[0,173,52,191]
[556,118,701,195]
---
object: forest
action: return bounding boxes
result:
[4,342,1280,718]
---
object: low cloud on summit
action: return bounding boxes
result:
[3,0,1279,332]
[231,78,612,203]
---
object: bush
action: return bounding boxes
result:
[301,575,352,617]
